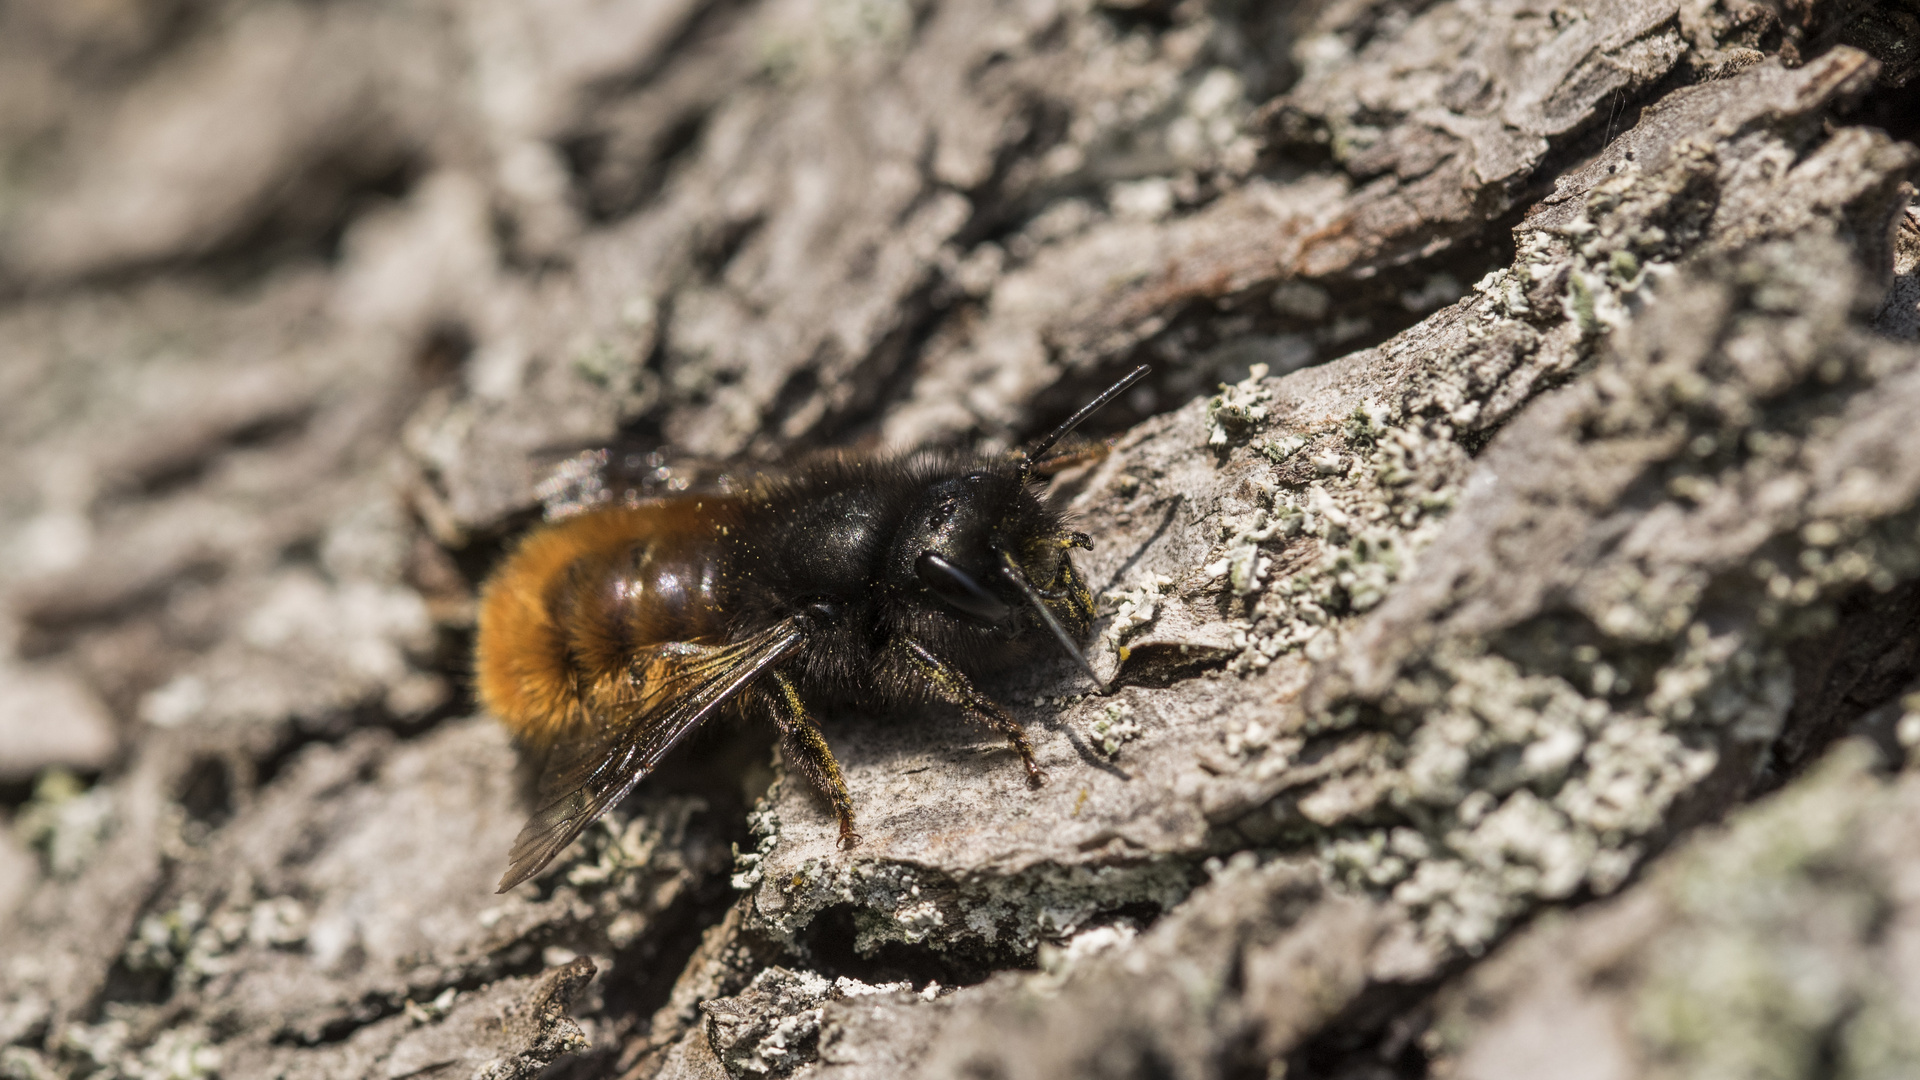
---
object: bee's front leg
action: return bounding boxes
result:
[895,638,1045,787]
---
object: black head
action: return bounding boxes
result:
[882,365,1150,688]
[882,458,1099,687]
[888,467,1044,626]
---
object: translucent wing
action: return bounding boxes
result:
[496,619,805,892]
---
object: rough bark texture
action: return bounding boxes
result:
[2,0,1919,1078]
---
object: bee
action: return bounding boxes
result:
[475,366,1149,892]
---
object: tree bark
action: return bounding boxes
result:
[1,0,1918,1077]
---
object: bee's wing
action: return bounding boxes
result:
[496,619,806,892]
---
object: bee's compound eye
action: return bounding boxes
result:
[914,552,1011,625]
[805,599,843,625]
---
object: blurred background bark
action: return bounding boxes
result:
[1,0,1918,1077]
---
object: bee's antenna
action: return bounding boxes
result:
[1000,551,1107,694]
[1020,365,1151,478]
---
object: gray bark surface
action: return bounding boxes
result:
[1,0,1917,1078]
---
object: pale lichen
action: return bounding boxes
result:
[1295,230,1920,959]
[1087,701,1142,758]
[731,804,783,892]
[57,1019,221,1080]
[1203,411,1466,676]
[14,770,114,879]
[704,966,915,1076]
[1630,748,1920,1078]
[1099,574,1174,661]
[1204,363,1274,447]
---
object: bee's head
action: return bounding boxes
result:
[884,364,1146,690]
[891,470,1020,626]
[888,464,1097,679]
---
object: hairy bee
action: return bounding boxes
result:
[476,366,1147,892]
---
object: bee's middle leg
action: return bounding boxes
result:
[767,671,860,848]
[897,638,1045,787]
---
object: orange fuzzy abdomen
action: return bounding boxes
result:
[474,502,730,750]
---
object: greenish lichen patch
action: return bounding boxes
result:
[1204,363,1276,448]
[1288,231,1920,961]
[1435,745,1920,1078]
[54,1020,222,1080]
[1313,642,1741,952]
[1154,150,1728,684]
[1186,401,1468,677]
[1088,701,1143,758]
[1629,747,1920,1078]
[14,769,115,880]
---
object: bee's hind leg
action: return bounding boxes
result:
[897,638,1046,787]
[767,671,860,848]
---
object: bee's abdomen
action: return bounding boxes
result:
[475,503,731,749]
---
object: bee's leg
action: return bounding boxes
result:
[897,638,1045,787]
[767,671,860,849]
